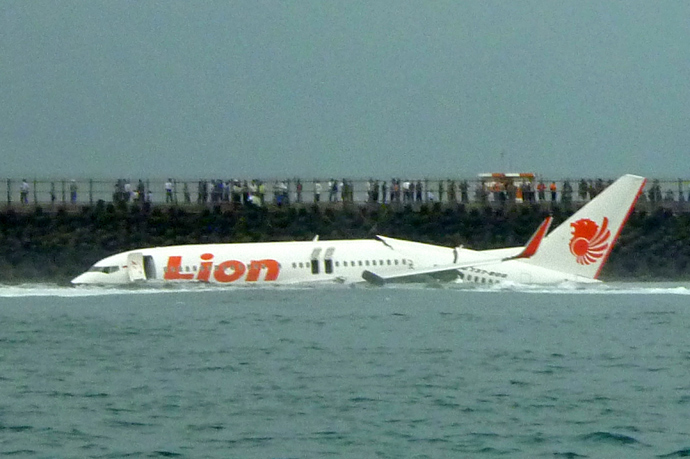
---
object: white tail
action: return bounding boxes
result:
[524,174,646,279]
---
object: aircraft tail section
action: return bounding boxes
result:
[523,174,646,279]
[505,216,552,260]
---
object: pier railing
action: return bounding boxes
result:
[1,178,687,211]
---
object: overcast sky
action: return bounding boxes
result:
[1,1,688,180]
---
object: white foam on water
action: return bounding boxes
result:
[0,282,329,298]
[0,283,178,298]
[1,281,689,298]
[455,280,690,295]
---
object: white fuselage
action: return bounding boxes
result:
[71,237,597,286]
[71,175,647,287]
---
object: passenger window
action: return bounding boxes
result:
[372,260,376,266]
[365,260,370,266]
[358,261,363,266]
[394,260,399,265]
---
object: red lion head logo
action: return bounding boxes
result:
[569,217,611,265]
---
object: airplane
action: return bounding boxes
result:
[71,174,646,287]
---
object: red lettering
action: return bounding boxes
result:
[196,253,214,282]
[164,256,194,280]
[164,254,281,284]
[246,259,281,282]
[213,260,246,283]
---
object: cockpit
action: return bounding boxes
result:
[71,253,131,285]
[87,265,120,274]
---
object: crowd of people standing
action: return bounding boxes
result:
[5,177,683,207]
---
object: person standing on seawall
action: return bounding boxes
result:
[329,179,337,202]
[550,181,557,202]
[537,181,546,201]
[70,180,78,204]
[314,180,322,203]
[20,179,30,204]
[460,180,469,203]
[296,179,303,203]
[137,180,146,203]
[165,179,173,203]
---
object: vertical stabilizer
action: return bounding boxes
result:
[507,216,553,260]
[524,174,646,279]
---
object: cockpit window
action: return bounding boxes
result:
[88,265,120,274]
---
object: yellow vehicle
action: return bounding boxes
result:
[478,172,536,202]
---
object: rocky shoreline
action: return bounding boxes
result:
[0,201,687,284]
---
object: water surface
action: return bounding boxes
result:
[1,283,689,458]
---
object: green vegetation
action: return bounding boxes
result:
[0,202,688,284]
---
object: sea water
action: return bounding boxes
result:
[1,282,690,458]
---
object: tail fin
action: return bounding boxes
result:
[507,216,553,260]
[524,174,646,279]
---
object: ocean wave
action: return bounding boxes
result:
[578,431,641,445]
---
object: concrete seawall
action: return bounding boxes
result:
[0,201,686,283]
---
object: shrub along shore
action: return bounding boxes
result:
[0,201,687,284]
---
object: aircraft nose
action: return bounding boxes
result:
[71,273,89,285]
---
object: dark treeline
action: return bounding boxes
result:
[0,201,688,284]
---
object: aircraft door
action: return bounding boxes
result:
[127,252,147,281]
[310,248,322,275]
[143,256,156,280]
[324,247,335,274]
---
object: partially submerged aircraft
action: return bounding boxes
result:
[71,174,646,286]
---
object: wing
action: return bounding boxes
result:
[361,257,505,285]
[362,216,552,285]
